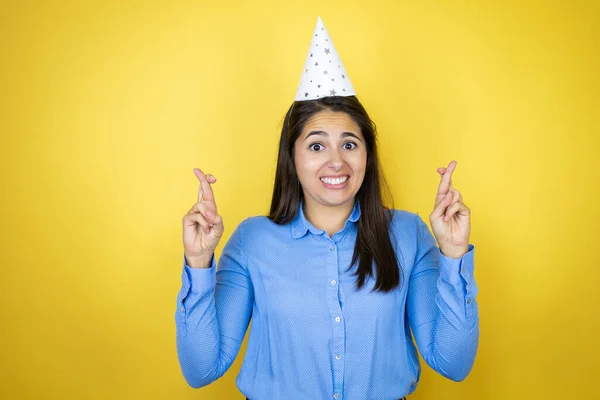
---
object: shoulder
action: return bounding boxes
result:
[233,215,284,239]
[388,208,426,240]
[237,215,277,231]
[225,215,291,255]
[222,215,277,249]
[389,208,422,227]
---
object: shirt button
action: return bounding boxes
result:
[331,280,337,285]
[461,267,465,273]
[334,394,339,399]
[335,317,341,322]
[329,246,335,251]
[335,354,341,360]
[180,306,185,313]
[466,298,472,304]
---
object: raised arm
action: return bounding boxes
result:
[406,160,479,381]
[175,168,254,388]
[407,216,478,381]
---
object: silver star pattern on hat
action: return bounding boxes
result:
[294,17,356,101]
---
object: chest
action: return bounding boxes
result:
[246,234,410,325]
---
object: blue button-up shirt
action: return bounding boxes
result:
[175,201,479,399]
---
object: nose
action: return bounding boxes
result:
[328,148,343,171]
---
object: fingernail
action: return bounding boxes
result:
[207,210,214,218]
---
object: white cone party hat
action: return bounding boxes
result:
[294,17,356,101]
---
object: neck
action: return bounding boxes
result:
[303,198,355,237]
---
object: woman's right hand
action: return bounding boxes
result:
[182,168,225,268]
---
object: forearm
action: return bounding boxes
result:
[176,281,223,387]
[175,245,254,388]
[176,259,227,388]
[409,245,479,381]
[421,278,479,381]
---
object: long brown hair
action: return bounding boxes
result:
[268,95,402,293]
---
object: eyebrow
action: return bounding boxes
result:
[303,130,362,141]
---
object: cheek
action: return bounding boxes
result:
[350,150,367,173]
[295,151,321,173]
[294,151,316,185]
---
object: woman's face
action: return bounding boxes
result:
[294,110,367,211]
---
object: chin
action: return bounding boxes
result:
[318,193,356,207]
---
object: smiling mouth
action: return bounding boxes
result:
[320,175,349,185]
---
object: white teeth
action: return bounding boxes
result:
[320,176,348,185]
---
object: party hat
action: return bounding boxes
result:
[294,17,356,101]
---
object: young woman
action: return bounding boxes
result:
[176,18,479,400]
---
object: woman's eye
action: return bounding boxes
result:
[310,143,323,151]
[343,142,357,150]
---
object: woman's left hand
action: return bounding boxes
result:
[429,160,471,259]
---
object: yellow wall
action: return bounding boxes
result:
[1,1,598,398]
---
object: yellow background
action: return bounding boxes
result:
[1,1,598,399]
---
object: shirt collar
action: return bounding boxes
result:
[290,199,361,239]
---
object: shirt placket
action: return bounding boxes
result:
[325,237,345,399]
